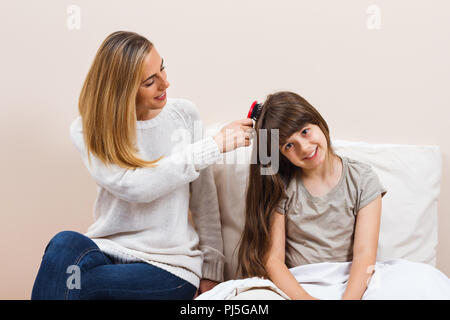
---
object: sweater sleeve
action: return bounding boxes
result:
[70,116,221,203]
[181,99,225,282]
[189,166,225,282]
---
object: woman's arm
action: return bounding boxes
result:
[70,116,221,203]
[342,195,382,300]
[70,116,252,204]
[190,165,224,290]
[265,211,318,300]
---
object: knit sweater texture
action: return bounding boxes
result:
[70,98,225,288]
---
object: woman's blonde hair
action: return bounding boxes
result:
[78,31,163,169]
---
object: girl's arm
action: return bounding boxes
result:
[265,211,318,300]
[342,195,382,300]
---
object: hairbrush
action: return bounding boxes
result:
[247,100,263,121]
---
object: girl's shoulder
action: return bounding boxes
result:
[283,169,302,197]
[342,156,376,180]
[341,155,388,209]
[341,155,386,196]
[283,156,377,193]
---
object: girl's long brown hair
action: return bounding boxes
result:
[237,91,335,278]
[79,31,163,169]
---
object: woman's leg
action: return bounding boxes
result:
[79,263,197,300]
[31,230,113,299]
[32,230,197,300]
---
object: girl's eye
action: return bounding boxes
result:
[302,128,309,135]
[285,143,293,151]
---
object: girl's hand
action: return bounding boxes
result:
[213,118,254,153]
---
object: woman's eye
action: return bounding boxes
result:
[302,129,309,135]
[285,143,293,150]
[145,67,166,87]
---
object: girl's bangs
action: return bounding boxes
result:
[277,119,309,147]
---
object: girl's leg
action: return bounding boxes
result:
[363,259,450,299]
[79,263,197,300]
[31,230,113,300]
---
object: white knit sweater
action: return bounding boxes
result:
[70,98,225,288]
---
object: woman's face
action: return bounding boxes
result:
[135,47,170,120]
[279,123,328,171]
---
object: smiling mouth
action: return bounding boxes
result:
[154,91,166,100]
[303,146,318,160]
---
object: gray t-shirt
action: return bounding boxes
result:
[276,155,387,268]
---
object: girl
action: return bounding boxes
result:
[31,31,253,300]
[239,90,387,300]
[196,91,450,300]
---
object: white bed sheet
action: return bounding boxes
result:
[196,259,450,300]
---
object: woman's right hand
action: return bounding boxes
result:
[213,118,254,153]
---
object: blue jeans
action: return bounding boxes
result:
[31,231,197,300]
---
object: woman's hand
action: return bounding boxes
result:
[213,118,254,153]
[199,279,220,294]
[193,279,220,299]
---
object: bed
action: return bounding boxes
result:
[195,123,448,299]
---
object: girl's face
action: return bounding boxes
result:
[135,47,170,120]
[279,123,328,170]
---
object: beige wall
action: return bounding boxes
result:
[1,0,449,299]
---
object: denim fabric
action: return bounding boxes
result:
[31,231,196,300]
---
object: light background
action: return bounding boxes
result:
[0,0,449,299]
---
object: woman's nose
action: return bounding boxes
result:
[159,78,170,90]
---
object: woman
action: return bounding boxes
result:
[31,31,253,300]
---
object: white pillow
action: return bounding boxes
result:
[205,123,441,280]
[331,140,441,266]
